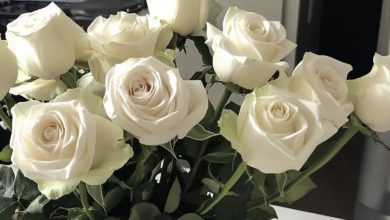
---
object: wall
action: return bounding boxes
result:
[176,0,285,105]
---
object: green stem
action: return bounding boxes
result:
[247,125,360,212]
[208,87,233,128]
[183,140,209,194]
[78,182,96,220]
[127,145,155,188]
[184,87,233,194]
[200,161,247,215]
[0,107,11,130]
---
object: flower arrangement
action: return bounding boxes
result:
[0,1,388,219]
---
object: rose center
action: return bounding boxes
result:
[316,68,347,101]
[247,22,266,36]
[42,125,59,144]
[128,79,152,97]
[269,102,290,120]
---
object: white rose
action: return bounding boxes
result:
[10,88,133,199]
[0,42,18,99]
[348,53,390,132]
[77,73,106,97]
[103,57,208,145]
[289,52,354,128]
[147,0,209,36]
[87,12,173,83]
[219,84,337,173]
[6,3,90,80]
[206,7,296,89]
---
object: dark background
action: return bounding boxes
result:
[290,0,383,219]
[0,0,385,219]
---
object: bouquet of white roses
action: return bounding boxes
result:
[0,1,388,219]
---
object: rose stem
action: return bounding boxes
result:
[78,182,96,220]
[247,123,360,212]
[199,161,247,215]
[208,87,233,129]
[183,87,233,194]
[0,106,11,130]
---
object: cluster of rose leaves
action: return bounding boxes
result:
[0,1,388,220]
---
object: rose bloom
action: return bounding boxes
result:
[6,3,89,80]
[87,12,173,83]
[146,0,209,36]
[289,52,354,128]
[0,43,18,99]
[10,88,133,200]
[103,57,208,145]
[348,53,390,132]
[206,7,296,89]
[219,84,337,173]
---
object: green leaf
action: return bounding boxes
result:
[275,171,316,204]
[214,196,245,220]
[187,124,219,141]
[178,213,203,220]
[0,165,15,198]
[68,207,87,220]
[351,114,390,150]
[20,213,48,220]
[176,159,191,173]
[164,177,181,213]
[224,102,241,114]
[275,173,288,199]
[160,142,177,159]
[246,204,277,220]
[224,83,252,95]
[86,184,105,211]
[0,145,12,162]
[0,197,18,219]
[104,187,126,213]
[200,101,215,127]
[14,171,40,201]
[201,178,221,194]
[23,194,49,214]
[188,36,213,66]
[251,171,268,199]
[60,71,77,89]
[203,151,235,164]
[129,202,161,220]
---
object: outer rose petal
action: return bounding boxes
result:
[211,36,289,89]
[77,73,106,97]
[10,78,66,101]
[53,88,107,118]
[177,81,209,138]
[36,178,80,200]
[81,116,133,185]
[0,43,18,99]
[88,52,120,84]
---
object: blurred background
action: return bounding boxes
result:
[0,0,388,219]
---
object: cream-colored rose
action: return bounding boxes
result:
[87,12,172,83]
[6,3,89,80]
[147,0,209,36]
[206,7,296,89]
[289,52,354,128]
[0,42,18,99]
[103,57,208,145]
[348,53,390,132]
[219,84,337,173]
[10,88,133,199]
